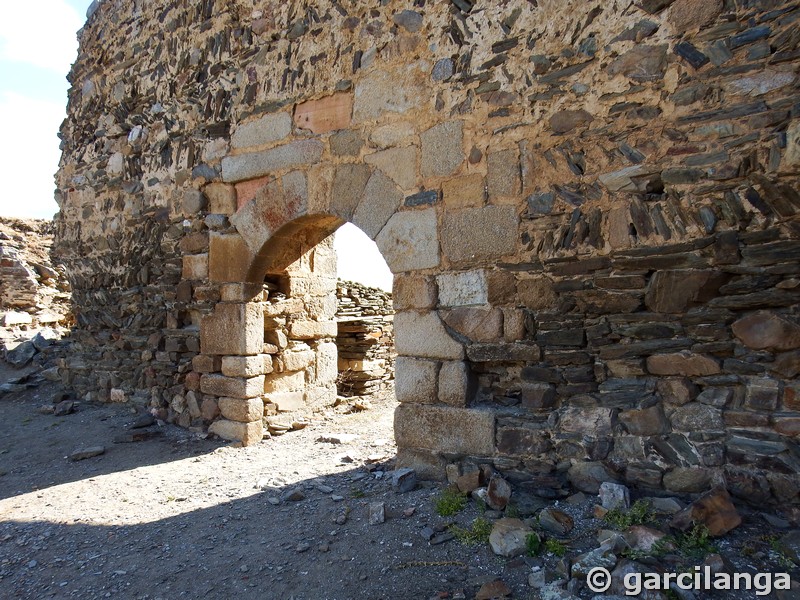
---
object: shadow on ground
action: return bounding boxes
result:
[0,379,226,500]
[0,372,520,600]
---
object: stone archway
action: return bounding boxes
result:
[56,0,800,502]
[194,119,498,476]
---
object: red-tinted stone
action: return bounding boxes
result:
[294,93,353,134]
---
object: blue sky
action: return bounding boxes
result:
[0,0,92,219]
[0,0,391,290]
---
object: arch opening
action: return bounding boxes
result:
[217,215,397,438]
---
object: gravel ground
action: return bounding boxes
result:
[0,370,529,600]
[1,362,799,600]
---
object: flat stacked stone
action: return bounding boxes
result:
[335,280,395,397]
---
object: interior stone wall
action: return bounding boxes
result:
[56,0,800,503]
[336,280,395,397]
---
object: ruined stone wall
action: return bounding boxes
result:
[0,218,72,369]
[0,219,70,320]
[56,0,800,503]
[336,280,395,397]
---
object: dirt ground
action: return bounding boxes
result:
[0,365,530,600]
[2,360,800,600]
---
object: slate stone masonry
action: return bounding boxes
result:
[335,280,395,398]
[55,0,800,503]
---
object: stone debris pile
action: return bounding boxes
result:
[0,217,72,371]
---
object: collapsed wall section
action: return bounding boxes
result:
[55,0,800,503]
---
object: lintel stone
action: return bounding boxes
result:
[421,120,464,178]
[393,274,437,310]
[268,391,306,412]
[289,320,338,339]
[222,355,267,377]
[231,111,292,149]
[441,206,518,264]
[204,182,238,215]
[264,370,306,393]
[394,403,495,455]
[209,233,254,283]
[218,397,264,422]
[437,270,488,307]
[182,253,208,280]
[439,361,473,407]
[192,354,221,373]
[208,419,263,445]
[294,93,353,134]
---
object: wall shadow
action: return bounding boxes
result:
[0,380,226,501]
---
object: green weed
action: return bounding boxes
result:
[767,535,796,570]
[525,532,542,556]
[435,488,467,517]
[450,517,493,545]
[603,499,655,530]
[545,538,567,557]
[667,524,716,560]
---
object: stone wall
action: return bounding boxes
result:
[55,0,800,503]
[335,280,395,397]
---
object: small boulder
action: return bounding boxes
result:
[31,329,59,351]
[54,400,76,416]
[647,496,684,515]
[539,507,575,536]
[670,486,741,537]
[282,488,306,502]
[456,469,483,493]
[369,501,386,525]
[70,446,105,461]
[623,525,670,553]
[476,579,512,600]
[599,482,630,511]
[392,468,417,493]
[129,413,156,429]
[5,341,36,367]
[597,529,628,554]
[489,518,534,557]
[571,546,618,578]
[568,461,619,494]
[528,567,547,588]
[487,475,512,510]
